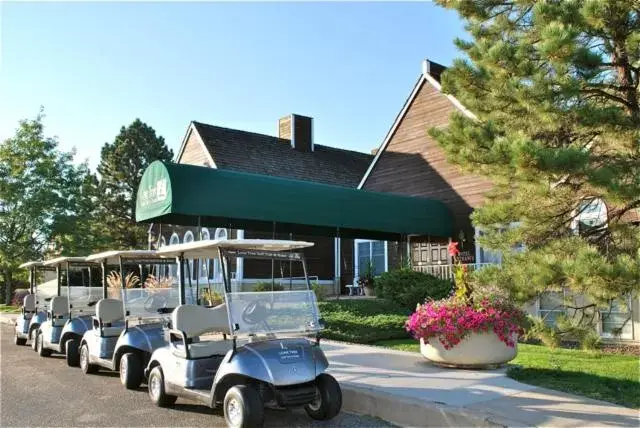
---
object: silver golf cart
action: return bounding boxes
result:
[79,250,180,389]
[34,256,100,366]
[14,261,55,346]
[146,239,342,428]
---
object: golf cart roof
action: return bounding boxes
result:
[42,256,93,267]
[156,239,314,258]
[19,261,44,268]
[86,250,163,264]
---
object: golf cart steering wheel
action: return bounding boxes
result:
[144,294,167,313]
[241,300,270,325]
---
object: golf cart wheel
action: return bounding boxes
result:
[148,366,177,407]
[15,333,27,346]
[304,373,342,421]
[37,332,52,357]
[80,344,97,374]
[223,385,264,428]
[65,338,80,367]
[31,330,38,351]
[120,353,143,390]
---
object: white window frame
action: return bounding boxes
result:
[354,239,388,280]
[168,233,180,277]
[200,228,211,280]
[600,297,634,340]
[537,290,566,327]
[169,233,180,246]
[213,228,228,279]
[183,231,196,280]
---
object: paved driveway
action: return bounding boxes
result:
[0,324,392,427]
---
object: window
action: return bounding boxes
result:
[355,240,387,279]
[169,233,179,246]
[538,291,565,327]
[183,231,196,280]
[215,228,228,240]
[200,228,211,279]
[213,228,228,280]
[168,233,180,278]
[601,299,633,339]
[572,198,608,235]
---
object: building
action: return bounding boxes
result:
[359,59,639,341]
[148,115,374,293]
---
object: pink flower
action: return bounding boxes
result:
[406,296,527,349]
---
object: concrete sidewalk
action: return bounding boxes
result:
[3,312,636,427]
[321,340,640,427]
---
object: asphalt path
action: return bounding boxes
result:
[0,324,393,427]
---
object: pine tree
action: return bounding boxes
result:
[432,1,639,337]
[96,119,173,249]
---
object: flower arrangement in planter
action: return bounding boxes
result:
[405,241,528,367]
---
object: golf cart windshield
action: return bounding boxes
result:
[226,290,321,337]
[62,286,103,316]
[122,286,195,320]
[36,279,58,308]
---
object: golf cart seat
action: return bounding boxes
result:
[170,304,232,359]
[23,294,37,316]
[93,298,125,337]
[49,296,69,327]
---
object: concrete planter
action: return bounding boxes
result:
[420,332,517,369]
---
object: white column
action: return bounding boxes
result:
[334,237,341,295]
[474,227,481,268]
[235,230,244,288]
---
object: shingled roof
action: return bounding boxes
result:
[189,121,373,188]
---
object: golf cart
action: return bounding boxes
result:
[146,239,342,428]
[14,261,55,346]
[79,250,180,389]
[34,257,100,366]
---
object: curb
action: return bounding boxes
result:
[340,383,527,428]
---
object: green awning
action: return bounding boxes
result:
[136,161,454,240]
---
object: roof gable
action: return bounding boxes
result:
[358,59,476,189]
[183,121,373,188]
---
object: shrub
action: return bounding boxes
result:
[11,288,30,307]
[526,317,561,348]
[318,298,411,343]
[201,289,223,306]
[253,281,284,292]
[375,268,453,311]
[580,330,602,351]
[311,281,326,301]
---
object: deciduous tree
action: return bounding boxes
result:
[0,110,92,302]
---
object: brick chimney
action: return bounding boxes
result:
[278,114,313,152]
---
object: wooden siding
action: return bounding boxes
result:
[242,230,335,281]
[179,128,212,167]
[363,79,493,238]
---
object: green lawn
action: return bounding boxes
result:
[374,339,640,408]
[0,304,21,313]
[319,298,411,343]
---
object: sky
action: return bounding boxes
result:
[0,2,467,170]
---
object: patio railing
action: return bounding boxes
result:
[413,263,497,281]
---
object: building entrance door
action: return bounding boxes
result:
[410,238,450,267]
